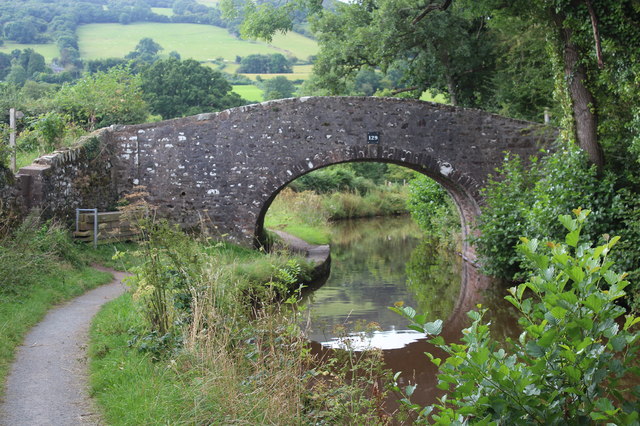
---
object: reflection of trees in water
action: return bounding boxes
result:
[328,216,423,287]
[329,215,419,248]
[304,216,476,340]
[405,239,462,322]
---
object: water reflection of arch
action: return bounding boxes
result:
[384,262,507,407]
[308,258,500,408]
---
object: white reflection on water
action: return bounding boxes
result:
[319,328,426,351]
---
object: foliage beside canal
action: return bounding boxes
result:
[393,210,640,424]
[89,220,395,424]
[473,145,640,308]
[265,185,409,245]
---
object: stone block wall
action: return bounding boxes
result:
[16,129,119,226]
[0,164,25,229]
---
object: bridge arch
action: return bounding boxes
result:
[254,154,482,260]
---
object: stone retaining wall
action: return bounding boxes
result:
[15,129,119,225]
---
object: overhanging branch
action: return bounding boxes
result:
[412,0,453,25]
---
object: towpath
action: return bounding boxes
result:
[0,268,128,426]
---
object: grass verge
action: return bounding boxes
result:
[89,293,195,424]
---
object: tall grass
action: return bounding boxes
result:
[265,186,409,244]
[89,220,394,424]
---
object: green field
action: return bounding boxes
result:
[240,65,313,80]
[151,7,173,16]
[420,90,449,104]
[232,84,264,102]
[0,42,59,63]
[196,0,219,5]
[77,23,317,62]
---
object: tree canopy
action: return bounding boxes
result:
[262,76,295,100]
[237,53,292,74]
[54,66,149,129]
[140,58,245,119]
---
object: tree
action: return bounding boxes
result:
[5,63,27,86]
[86,58,128,74]
[140,58,246,119]
[262,76,295,100]
[4,20,38,43]
[233,1,498,107]
[0,53,13,80]
[132,38,163,57]
[23,50,46,78]
[237,53,292,73]
[125,37,163,63]
[54,66,149,129]
[460,0,606,167]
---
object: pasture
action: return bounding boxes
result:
[150,8,173,16]
[0,42,59,63]
[232,85,264,102]
[77,23,317,62]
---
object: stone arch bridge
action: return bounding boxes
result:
[16,97,556,261]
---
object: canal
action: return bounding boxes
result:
[301,215,519,406]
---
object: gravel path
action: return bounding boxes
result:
[0,268,128,426]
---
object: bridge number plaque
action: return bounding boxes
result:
[367,132,380,144]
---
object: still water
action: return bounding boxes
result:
[301,215,519,405]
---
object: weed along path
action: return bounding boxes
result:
[0,267,128,426]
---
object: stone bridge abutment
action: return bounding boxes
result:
[10,97,557,262]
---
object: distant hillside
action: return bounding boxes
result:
[78,23,318,63]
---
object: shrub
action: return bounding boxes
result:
[291,166,374,194]
[393,209,640,424]
[474,145,621,281]
[0,215,83,290]
[29,111,67,152]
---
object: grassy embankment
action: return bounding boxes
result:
[88,220,390,424]
[0,217,138,396]
[265,183,410,245]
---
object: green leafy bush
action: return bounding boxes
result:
[54,66,149,129]
[290,166,374,194]
[0,215,83,290]
[29,111,67,152]
[474,145,620,281]
[393,210,640,424]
